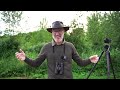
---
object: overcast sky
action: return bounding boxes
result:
[20,11,93,32]
[0,11,94,35]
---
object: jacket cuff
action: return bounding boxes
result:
[24,57,30,62]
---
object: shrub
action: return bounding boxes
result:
[0,36,19,57]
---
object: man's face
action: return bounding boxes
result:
[52,28,65,43]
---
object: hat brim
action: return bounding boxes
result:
[47,27,69,33]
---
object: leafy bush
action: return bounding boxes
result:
[27,42,46,53]
[0,36,19,57]
[65,28,86,53]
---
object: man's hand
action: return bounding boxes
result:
[89,55,99,63]
[15,49,26,61]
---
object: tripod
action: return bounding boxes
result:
[86,44,116,79]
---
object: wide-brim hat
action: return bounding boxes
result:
[47,21,69,33]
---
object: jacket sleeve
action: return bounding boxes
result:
[24,45,47,67]
[71,43,91,66]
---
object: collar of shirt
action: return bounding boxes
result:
[52,39,66,46]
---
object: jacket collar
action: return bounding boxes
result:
[52,39,65,46]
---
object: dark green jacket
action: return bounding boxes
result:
[24,40,91,79]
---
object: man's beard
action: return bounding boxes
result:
[53,34,64,43]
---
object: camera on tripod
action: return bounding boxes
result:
[104,38,111,50]
[104,38,111,44]
[86,37,116,79]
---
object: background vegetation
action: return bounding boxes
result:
[0,11,120,79]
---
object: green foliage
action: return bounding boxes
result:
[1,11,22,25]
[27,42,46,53]
[0,11,23,35]
[0,36,19,57]
[87,11,120,50]
[65,28,86,53]
[86,12,103,49]
[0,12,120,79]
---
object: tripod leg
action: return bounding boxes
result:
[106,50,111,79]
[108,51,116,79]
[86,51,104,79]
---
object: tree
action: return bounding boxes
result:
[102,11,120,49]
[70,12,84,30]
[86,12,102,48]
[39,18,48,30]
[0,11,23,35]
[86,11,120,50]
[65,12,86,53]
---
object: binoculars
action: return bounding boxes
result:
[54,55,67,75]
[55,62,64,75]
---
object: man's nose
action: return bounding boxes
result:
[55,32,59,35]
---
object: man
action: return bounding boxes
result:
[15,21,99,79]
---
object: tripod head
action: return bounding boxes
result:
[104,38,111,51]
